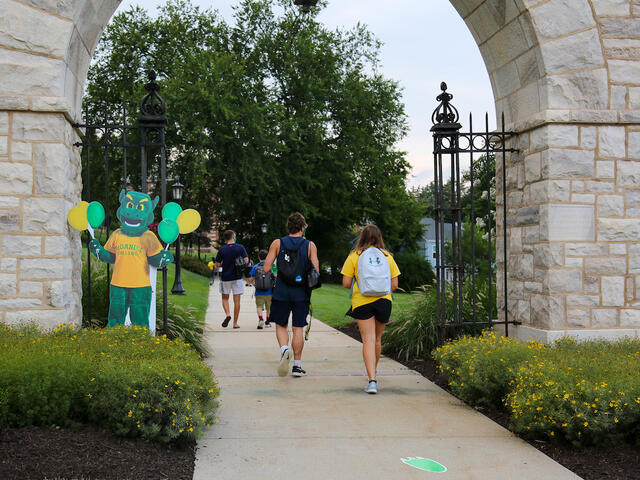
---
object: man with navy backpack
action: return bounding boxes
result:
[263,212,319,377]
[215,230,249,329]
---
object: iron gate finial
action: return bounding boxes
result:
[431,81,460,131]
[139,70,167,125]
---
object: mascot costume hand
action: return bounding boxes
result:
[88,190,174,327]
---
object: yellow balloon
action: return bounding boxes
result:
[78,201,89,213]
[176,209,201,234]
[68,201,89,231]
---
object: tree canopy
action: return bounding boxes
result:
[84,0,424,267]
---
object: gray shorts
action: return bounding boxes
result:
[219,279,244,295]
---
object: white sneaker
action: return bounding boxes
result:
[364,380,378,394]
[277,348,291,377]
[257,319,264,329]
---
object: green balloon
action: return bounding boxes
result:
[87,201,105,229]
[162,202,182,221]
[158,218,179,244]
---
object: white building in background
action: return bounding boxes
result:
[418,217,454,264]
[419,217,461,283]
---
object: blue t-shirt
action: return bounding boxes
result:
[250,262,273,296]
[215,243,248,281]
[273,236,310,303]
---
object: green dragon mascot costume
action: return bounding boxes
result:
[88,190,174,327]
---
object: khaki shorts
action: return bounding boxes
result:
[255,295,272,311]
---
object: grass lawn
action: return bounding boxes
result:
[311,283,421,328]
[163,262,210,323]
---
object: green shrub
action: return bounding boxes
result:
[433,330,534,408]
[393,251,434,291]
[383,278,496,362]
[159,291,209,357]
[383,286,439,360]
[82,257,109,327]
[180,254,211,277]
[434,333,640,446]
[0,387,10,428]
[0,324,218,443]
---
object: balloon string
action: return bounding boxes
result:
[87,225,95,239]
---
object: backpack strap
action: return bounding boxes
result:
[281,236,306,251]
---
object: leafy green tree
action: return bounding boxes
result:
[84,0,423,267]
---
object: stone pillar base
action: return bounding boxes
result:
[493,323,640,343]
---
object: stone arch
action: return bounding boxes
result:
[1,0,639,340]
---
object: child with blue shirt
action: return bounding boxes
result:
[249,249,275,329]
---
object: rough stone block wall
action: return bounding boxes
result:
[0,111,83,328]
[0,0,119,328]
[501,122,640,341]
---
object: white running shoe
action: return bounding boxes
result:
[277,348,291,377]
[364,380,378,394]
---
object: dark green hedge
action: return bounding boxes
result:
[393,251,435,291]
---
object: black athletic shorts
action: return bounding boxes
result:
[346,298,392,324]
[270,299,309,328]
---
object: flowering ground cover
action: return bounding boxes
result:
[0,324,219,443]
[433,331,640,446]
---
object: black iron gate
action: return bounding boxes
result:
[74,71,169,333]
[430,82,518,342]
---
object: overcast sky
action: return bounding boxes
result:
[114,0,495,187]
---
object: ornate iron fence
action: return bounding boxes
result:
[73,71,169,333]
[430,82,519,342]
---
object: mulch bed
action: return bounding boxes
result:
[338,321,640,480]
[0,425,195,480]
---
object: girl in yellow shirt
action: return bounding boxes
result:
[341,225,400,394]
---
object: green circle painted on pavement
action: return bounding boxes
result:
[401,457,447,473]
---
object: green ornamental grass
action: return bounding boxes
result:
[0,324,218,444]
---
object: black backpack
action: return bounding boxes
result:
[233,255,245,278]
[254,261,274,290]
[277,237,307,287]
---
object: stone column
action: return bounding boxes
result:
[0,0,120,328]
[504,122,640,342]
[452,0,640,341]
[0,112,83,328]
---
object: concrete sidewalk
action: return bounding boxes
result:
[193,284,580,480]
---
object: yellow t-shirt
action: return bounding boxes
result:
[104,229,163,288]
[207,261,215,271]
[341,249,401,309]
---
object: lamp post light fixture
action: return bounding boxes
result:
[293,0,317,13]
[171,181,184,201]
[170,181,186,295]
[261,223,268,249]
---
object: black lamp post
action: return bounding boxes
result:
[171,181,186,295]
[261,223,268,249]
[293,0,317,13]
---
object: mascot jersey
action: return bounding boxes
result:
[105,230,163,287]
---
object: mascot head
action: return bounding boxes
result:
[117,190,159,237]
